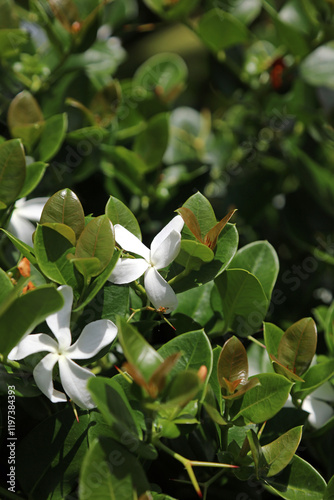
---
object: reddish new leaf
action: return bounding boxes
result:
[217,336,248,389]
[177,207,203,242]
[204,209,237,250]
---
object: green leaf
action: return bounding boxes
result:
[176,239,214,270]
[42,222,76,246]
[266,454,326,499]
[75,215,115,277]
[262,426,303,477]
[247,428,267,479]
[79,437,150,500]
[165,370,202,408]
[273,15,309,57]
[324,475,334,500]
[209,346,224,413]
[0,139,26,207]
[88,377,142,439]
[215,269,269,337]
[7,91,44,151]
[34,224,82,291]
[218,336,248,388]
[35,113,68,162]
[292,358,334,401]
[74,250,120,311]
[229,241,279,300]
[197,9,250,52]
[158,329,213,401]
[172,223,238,293]
[232,373,292,423]
[117,317,163,381]
[182,192,217,240]
[40,188,85,240]
[0,285,64,357]
[277,318,317,377]
[0,228,37,265]
[17,408,116,499]
[134,113,169,170]
[229,0,262,25]
[18,161,48,198]
[134,53,188,101]
[105,196,141,240]
[263,322,284,359]
[174,281,214,326]
[270,354,305,382]
[0,267,14,304]
[300,42,334,90]
[0,29,29,58]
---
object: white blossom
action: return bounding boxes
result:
[109,215,184,313]
[8,197,48,245]
[8,285,117,409]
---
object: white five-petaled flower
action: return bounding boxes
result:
[8,285,117,409]
[109,215,184,313]
[8,197,48,245]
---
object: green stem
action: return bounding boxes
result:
[130,281,147,302]
[247,335,266,349]
[168,268,191,286]
[0,356,33,373]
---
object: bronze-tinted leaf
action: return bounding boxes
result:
[270,354,305,382]
[222,377,260,400]
[217,336,248,388]
[277,317,317,376]
[204,209,237,250]
[176,206,203,242]
[149,352,182,395]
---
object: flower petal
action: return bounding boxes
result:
[33,352,67,403]
[14,197,49,221]
[108,258,149,284]
[67,319,117,359]
[144,266,178,313]
[8,214,36,246]
[150,215,184,257]
[115,224,150,261]
[58,356,96,409]
[303,396,334,429]
[7,333,58,360]
[46,285,73,349]
[150,229,182,269]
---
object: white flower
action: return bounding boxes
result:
[8,197,48,245]
[301,382,334,429]
[8,285,117,409]
[109,215,184,313]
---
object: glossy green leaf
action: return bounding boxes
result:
[0,139,26,207]
[215,269,269,337]
[134,113,169,169]
[70,256,101,279]
[324,475,334,500]
[0,267,14,304]
[134,53,188,101]
[79,437,150,500]
[229,240,279,300]
[209,346,224,413]
[40,188,85,240]
[176,239,214,270]
[300,42,334,89]
[158,329,213,401]
[262,426,302,478]
[101,145,146,196]
[292,358,334,401]
[42,222,76,246]
[263,322,284,359]
[117,317,163,381]
[270,354,305,382]
[232,373,292,423]
[74,250,120,311]
[7,91,44,151]
[36,113,68,162]
[0,285,64,357]
[88,376,142,440]
[165,370,201,408]
[182,192,217,240]
[277,318,317,376]
[197,9,249,52]
[247,428,267,479]
[34,224,82,291]
[218,336,248,387]
[174,281,214,326]
[0,29,29,57]
[266,454,326,499]
[18,161,48,198]
[172,223,238,293]
[273,15,309,57]
[105,195,141,240]
[75,215,115,277]
[0,228,37,265]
